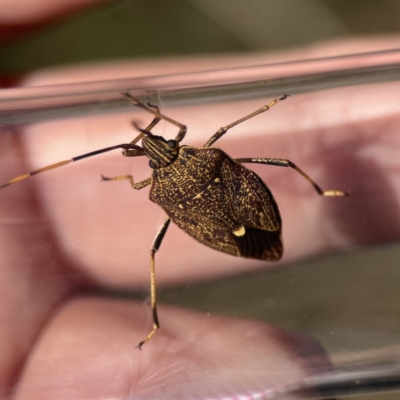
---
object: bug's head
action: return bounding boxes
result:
[142,132,180,169]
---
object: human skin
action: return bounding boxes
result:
[2,82,336,400]
[2,3,400,399]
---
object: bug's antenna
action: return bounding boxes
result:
[0,143,143,190]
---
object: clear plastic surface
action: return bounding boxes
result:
[1,49,400,399]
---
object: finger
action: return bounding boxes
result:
[0,129,85,393]
[8,80,400,286]
[15,298,330,400]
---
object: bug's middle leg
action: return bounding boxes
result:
[101,175,151,190]
[204,94,288,148]
[237,157,349,197]
[137,217,171,349]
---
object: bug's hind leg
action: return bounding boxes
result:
[137,217,171,350]
[237,157,349,197]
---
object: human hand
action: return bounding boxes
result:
[2,3,400,399]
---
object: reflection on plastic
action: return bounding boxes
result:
[287,347,400,399]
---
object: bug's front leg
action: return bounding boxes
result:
[101,175,151,190]
[137,217,171,350]
[123,92,187,143]
[237,158,349,197]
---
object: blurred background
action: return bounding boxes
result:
[1,0,400,73]
[2,2,400,398]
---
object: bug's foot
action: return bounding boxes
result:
[322,189,350,197]
[136,341,144,351]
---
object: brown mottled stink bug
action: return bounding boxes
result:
[0,93,348,348]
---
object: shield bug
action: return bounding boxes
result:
[0,93,348,348]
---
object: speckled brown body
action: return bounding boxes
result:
[150,146,283,260]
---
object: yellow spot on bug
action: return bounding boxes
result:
[214,177,220,183]
[233,226,246,237]
[193,193,202,199]
[179,204,183,209]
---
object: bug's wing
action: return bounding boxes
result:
[166,206,241,257]
[221,158,283,261]
[232,225,282,260]
[170,208,282,260]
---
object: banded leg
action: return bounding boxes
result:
[102,103,162,187]
[123,92,187,142]
[101,175,151,190]
[123,102,163,154]
[0,143,145,190]
[138,102,162,133]
[0,99,158,190]
[204,94,288,148]
[237,158,349,197]
[137,217,171,349]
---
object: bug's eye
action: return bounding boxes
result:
[167,140,177,149]
[149,160,158,169]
